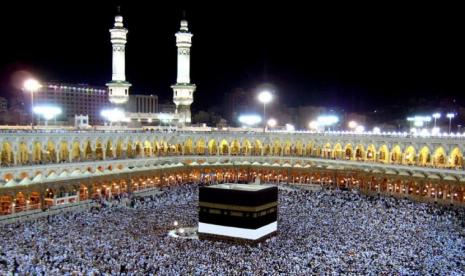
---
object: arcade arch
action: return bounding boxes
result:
[378,145,389,163]
[418,146,430,166]
[391,145,402,164]
[433,147,447,167]
[449,147,463,168]
[403,146,416,165]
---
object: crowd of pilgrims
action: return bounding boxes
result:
[0,183,464,275]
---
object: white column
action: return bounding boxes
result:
[112,46,126,81]
[177,48,190,84]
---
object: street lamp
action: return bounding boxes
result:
[101,108,127,126]
[308,120,319,130]
[446,113,455,134]
[348,120,357,130]
[432,127,440,136]
[257,91,272,132]
[317,115,339,131]
[33,105,62,126]
[285,124,295,132]
[355,125,365,133]
[238,114,262,127]
[432,113,441,128]
[267,118,277,128]
[407,115,431,128]
[23,78,42,129]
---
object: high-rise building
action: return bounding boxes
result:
[171,19,196,125]
[34,83,109,125]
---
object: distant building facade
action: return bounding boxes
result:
[34,83,109,125]
[159,102,176,114]
[226,88,255,125]
[127,94,158,114]
[0,97,7,113]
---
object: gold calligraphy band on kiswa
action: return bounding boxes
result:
[198,201,278,212]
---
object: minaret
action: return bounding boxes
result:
[171,19,196,125]
[107,9,131,105]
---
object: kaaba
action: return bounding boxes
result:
[198,184,278,243]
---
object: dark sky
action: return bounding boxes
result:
[1,1,464,113]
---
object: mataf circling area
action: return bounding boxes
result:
[0,184,464,275]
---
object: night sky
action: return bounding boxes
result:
[1,2,464,114]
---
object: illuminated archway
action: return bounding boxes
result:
[95,140,104,160]
[71,141,81,161]
[135,141,143,157]
[242,139,252,155]
[116,140,124,158]
[0,194,13,214]
[273,140,282,156]
[175,143,182,155]
[159,140,168,155]
[230,140,241,155]
[390,145,402,164]
[79,185,89,201]
[418,146,430,166]
[403,146,416,165]
[378,145,389,163]
[46,141,56,163]
[29,192,40,208]
[18,142,29,164]
[344,144,353,160]
[59,141,69,162]
[305,142,313,157]
[263,144,271,156]
[333,143,343,159]
[355,144,365,160]
[126,141,134,158]
[1,142,13,166]
[295,140,304,156]
[283,140,292,156]
[253,140,262,156]
[208,139,218,155]
[314,144,322,157]
[105,140,114,159]
[153,140,159,156]
[184,138,194,155]
[433,147,447,167]
[220,139,229,155]
[449,147,463,168]
[195,139,206,155]
[366,144,376,161]
[32,141,42,163]
[14,192,27,211]
[322,143,332,158]
[144,140,152,156]
[84,140,93,160]
[44,188,55,208]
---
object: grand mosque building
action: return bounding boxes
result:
[0,129,464,219]
[0,11,464,221]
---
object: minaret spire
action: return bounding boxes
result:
[171,15,196,125]
[107,8,131,105]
